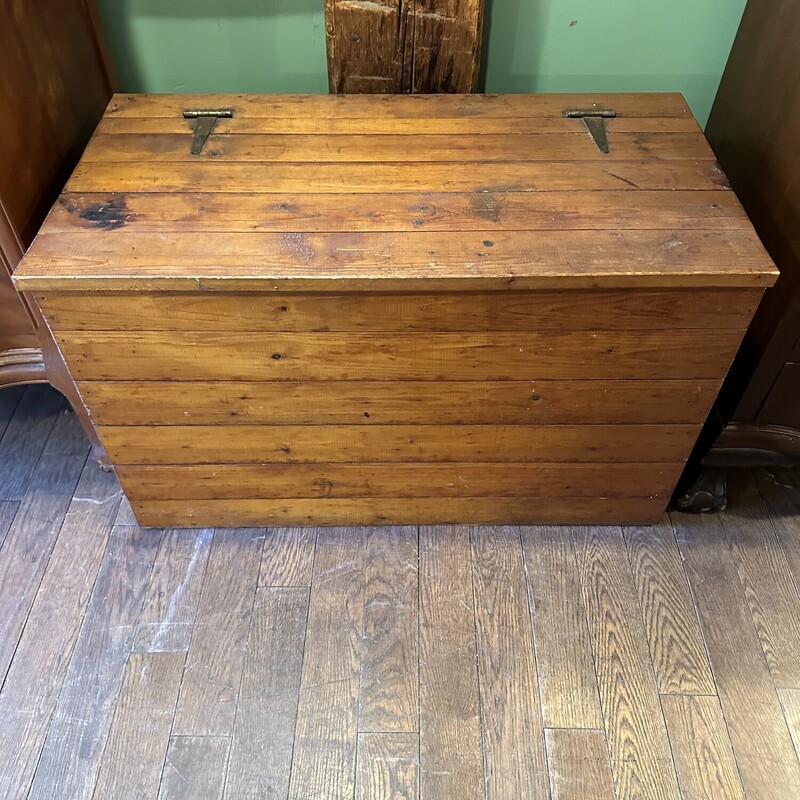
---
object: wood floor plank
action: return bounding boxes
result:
[471,525,549,799]
[115,494,139,526]
[0,500,19,549]
[754,468,800,588]
[572,525,681,800]
[26,524,162,800]
[0,461,120,800]
[259,527,316,587]
[359,527,418,734]
[623,519,715,694]
[660,695,745,800]
[158,736,229,800]
[356,732,419,800]
[224,587,309,800]
[544,728,616,800]
[521,526,602,728]
[0,385,23,439]
[172,528,264,736]
[418,526,483,800]
[91,652,186,799]
[672,510,800,800]
[0,407,90,683]
[133,528,214,653]
[721,470,800,688]
[778,688,800,759]
[0,385,64,501]
[288,528,364,800]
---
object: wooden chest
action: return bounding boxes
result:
[13,93,777,527]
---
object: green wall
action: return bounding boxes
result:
[97,0,747,126]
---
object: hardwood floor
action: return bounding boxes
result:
[1,386,800,800]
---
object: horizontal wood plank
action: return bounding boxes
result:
[38,288,761,332]
[54,330,743,381]
[19,229,775,293]
[116,462,682,500]
[131,496,665,528]
[45,191,751,235]
[75,379,722,426]
[97,115,703,136]
[81,132,716,163]
[97,424,698,465]
[106,92,693,119]
[63,160,730,196]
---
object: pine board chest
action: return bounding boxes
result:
[14,92,777,527]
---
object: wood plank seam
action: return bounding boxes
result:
[666,511,791,799]
[467,528,489,800]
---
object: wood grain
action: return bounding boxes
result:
[418,526,483,800]
[259,528,316,587]
[0,385,23,441]
[719,470,800,688]
[38,288,761,332]
[76,379,722,426]
[224,587,309,800]
[53,329,744,382]
[572,525,681,800]
[105,92,693,119]
[0,500,18,549]
[0,409,89,682]
[26,524,162,800]
[99,424,698,466]
[0,384,64,500]
[778,687,800,758]
[45,189,749,236]
[359,527,419,733]
[58,159,733,199]
[673,511,800,800]
[544,729,616,800]
[326,0,483,94]
[132,496,665,528]
[91,652,185,800]
[355,732,419,800]
[96,114,702,135]
[325,0,411,94]
[0,462,120,800]
[132,527,213,653]
[288,529,364,800]
[172,528,264,736]
[660,695,745,800]
[118,463,680,502]
[753,468,800,591]
[521,526,603,729]
[623,520,715,695]
[471,526,549,799]
[82,131,715,163]
[19,227,775,294]
[158,736,229,800]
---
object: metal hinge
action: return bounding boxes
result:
[564,109,617,154]
[183,108,234,155]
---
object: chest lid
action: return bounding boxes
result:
[14,92,777,292]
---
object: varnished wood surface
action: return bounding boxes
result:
[37,288,761,331]
[17,228,775,293]
[98,423,698,465]
[2,388,800,798]
[53,329,744,381]
[74,379,722,426]
[14,92,777,292]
